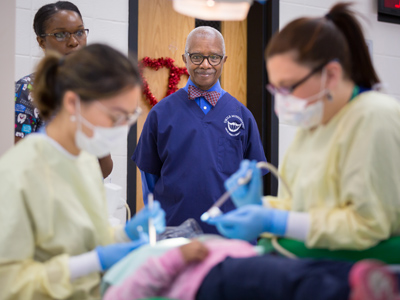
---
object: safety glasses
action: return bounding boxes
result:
[266,61,327,96]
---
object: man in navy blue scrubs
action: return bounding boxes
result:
[132,26,267,233]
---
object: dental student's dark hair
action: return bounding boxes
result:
[33,1,82,36]
[265,2,380,88]
[33,43,142,120]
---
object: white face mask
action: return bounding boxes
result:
[75,101,129,158]
[274,70,328,129]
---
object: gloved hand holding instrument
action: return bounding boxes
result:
[124,200,166,241]
[69,202,166,280]
[97,201,166,271]
[224,160,263,207]
[204,160,301,242]
[96,234,149,271]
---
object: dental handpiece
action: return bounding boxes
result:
[200,161,292,222]
[200,169,253,222]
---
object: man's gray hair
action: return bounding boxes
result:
[185,26,225,55]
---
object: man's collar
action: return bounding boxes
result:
[184,78,222,94]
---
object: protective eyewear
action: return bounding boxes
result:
[266,61,327,96]
[95,101,142,127]
[186,52,224,66]
[40,29,89,42]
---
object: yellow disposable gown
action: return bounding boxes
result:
[266,91,400,250]
[0,134,114,300]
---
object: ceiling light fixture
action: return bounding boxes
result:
[172,0,254,21]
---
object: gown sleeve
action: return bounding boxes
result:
[0,176,74,299]
[263,95,400,250]
[306,106,400,250]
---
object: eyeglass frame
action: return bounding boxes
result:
[185,52,225,66]
[95,101,142,127]
[266,61,327,96]
[40,29,89,42]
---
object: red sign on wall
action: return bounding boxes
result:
[385,0,400,8]
[378,0,400,24]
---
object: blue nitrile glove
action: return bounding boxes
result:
[96,237,148,271]
[224,160,262,208]
[206,205,289,241]
[124,200,166,241]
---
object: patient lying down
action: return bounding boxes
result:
[103,237,400,300]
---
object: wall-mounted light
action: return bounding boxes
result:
[172,0,253,21]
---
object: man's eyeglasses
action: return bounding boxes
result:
[40,29,89,42]
[186,53,224,66]
[266,61,326,96]
[95,102,142,127]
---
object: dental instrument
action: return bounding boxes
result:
[200,170,252,222]
[200,161,292,222]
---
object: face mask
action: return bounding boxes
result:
[75,101,129,158]
[274,70,328,129]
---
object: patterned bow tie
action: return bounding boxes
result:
[188,85,220,107]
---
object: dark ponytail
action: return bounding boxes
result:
[33,51,63,119]
[266,2,380,89]
[326,3,379,88]
[33,44,142,121]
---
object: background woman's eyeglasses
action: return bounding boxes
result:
[40,29,89,42]
[186,52,224,66]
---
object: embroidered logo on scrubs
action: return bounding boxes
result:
[224,115,245,136]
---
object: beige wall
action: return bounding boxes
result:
[0,2,16,156]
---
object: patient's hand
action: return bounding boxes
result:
[180,240,209,263]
